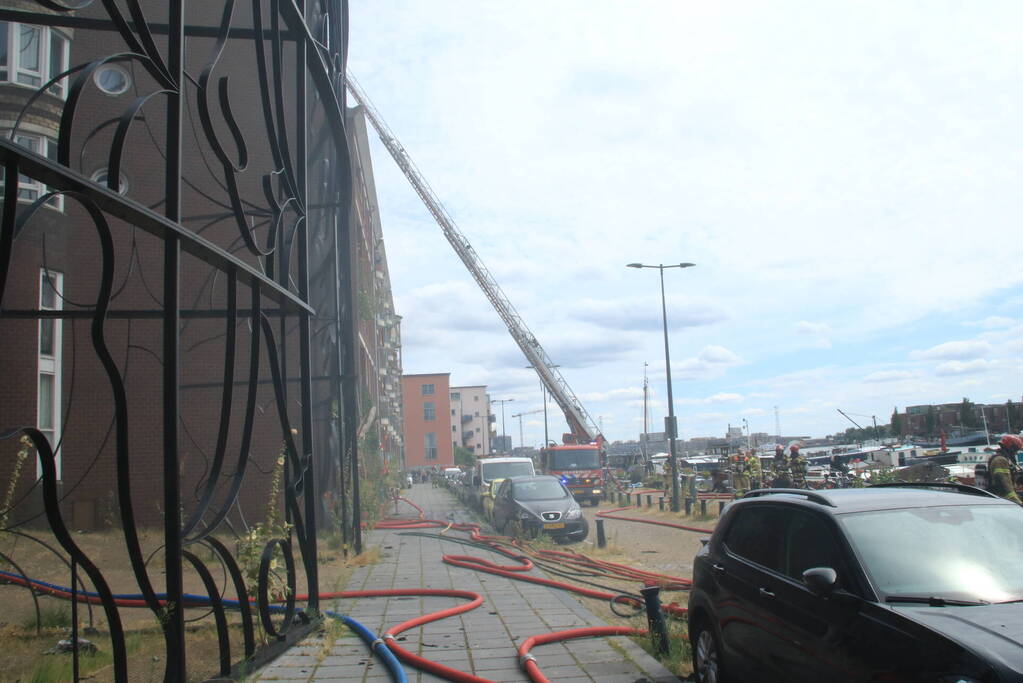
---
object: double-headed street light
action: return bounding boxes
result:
[627,262,696,513]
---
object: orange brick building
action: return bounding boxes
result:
[401,373,454,471]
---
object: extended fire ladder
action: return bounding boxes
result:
[346,73,600,443]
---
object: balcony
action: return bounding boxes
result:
[461,414,473,424]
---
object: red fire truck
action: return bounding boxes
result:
[540,437,606,506]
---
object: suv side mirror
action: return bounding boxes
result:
[802,567,838,596]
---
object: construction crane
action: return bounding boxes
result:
[346,73,601,444]
[836,409,880,442]
[511,409,545,450]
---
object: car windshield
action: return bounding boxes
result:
[513,479,569,501]
[481,461,534,481]
[839,504,1023,603]
[550,449,600,470]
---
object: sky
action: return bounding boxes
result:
[346,1,1023,448]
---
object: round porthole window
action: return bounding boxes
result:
[91,168,129,195]
[93,64,131,96]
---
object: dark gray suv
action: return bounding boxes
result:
[688,484,1023,683]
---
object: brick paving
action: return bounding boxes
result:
[254,484,683,682]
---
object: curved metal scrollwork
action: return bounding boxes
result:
[0,0,357,680]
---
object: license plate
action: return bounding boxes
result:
[545,522,565,530]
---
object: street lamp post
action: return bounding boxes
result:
[627,262,695,513]
[493,398,515,454]
[526,364,560,447]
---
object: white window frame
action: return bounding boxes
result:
[0,22,70,98]
[1,131,64,211]
[425,433,437,461]
[37,268,63,480]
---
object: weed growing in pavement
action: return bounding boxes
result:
[631,614,693,677]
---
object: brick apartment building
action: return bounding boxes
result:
[401,373,454,470]
[900,399,1023,437]
[450,384,494,457]
[0,5,402,531]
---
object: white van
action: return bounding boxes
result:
[471,457,535,506]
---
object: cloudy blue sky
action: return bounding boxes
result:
[347,1,1023,447]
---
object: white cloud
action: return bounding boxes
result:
[966,316,1016,329]
[795,321,832,336]
[578,387,644,402]
[912,340,993,361]
[794,321,832,348]
[863,370,917,383]
[935,359,993,376]
[672,345,743,380]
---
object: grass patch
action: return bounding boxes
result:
[630,616,693,677]
[22,605,71,631]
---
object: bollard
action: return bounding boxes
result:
[658,497,664,512]
[685,499,692,515]
[718,501,726,515]
[596,518,607,548]
[646,494,652,507]
[640,586,671,657]
[617,491,623,505]
[700,499,708,516]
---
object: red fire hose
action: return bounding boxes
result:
[518,626,646,683]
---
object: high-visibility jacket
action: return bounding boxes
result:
[790,455,808,488]
[988,453,1021,503]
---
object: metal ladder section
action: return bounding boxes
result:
[345,72,600,443]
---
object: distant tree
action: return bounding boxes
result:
[959,398,978,430]
[890,408,902,437]
[454,446,475,467]
[925,406,937,437]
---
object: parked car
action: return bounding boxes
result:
[491,475,588,543]
[688,484,1023,683]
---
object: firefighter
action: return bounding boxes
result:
[732,451,749,493]
[747,450,763,490]
[987,435,1023,504]
[789,444,808,489]
[772,444,792,488]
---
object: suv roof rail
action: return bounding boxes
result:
[741,488,837,507]
[867,482,1001,498]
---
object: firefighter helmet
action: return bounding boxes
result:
[998,434,1023,453]
[790,444,801,454]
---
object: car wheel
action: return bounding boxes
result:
[692,619,725,683]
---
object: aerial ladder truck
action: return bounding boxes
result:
[346,74,609,503]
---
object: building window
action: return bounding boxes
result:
[93,63,131,95]
[91,168,129,195]
[0,132,63,210]
[452,425,456,433]
[475,427,480,434]
[0,22,70,98]
[474,395,479,401]
[38,269,62,479]
[474,411,479,417]
[451,408,456,416]
[425,433,437,460]
[421,383,435,396]
[423,401,435,421]
[451,392,460,400]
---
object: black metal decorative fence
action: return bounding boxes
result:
[0,0,359,679]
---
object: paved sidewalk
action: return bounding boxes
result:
[255,485,683,682]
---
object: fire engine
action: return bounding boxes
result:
[540,437,605,506]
